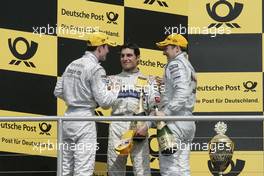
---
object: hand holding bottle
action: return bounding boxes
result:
[135,123,148,138]
[155,110,165,116]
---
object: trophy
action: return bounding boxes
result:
[209,122,235,176]
[115,129,135,155]
[131,76,149,141]
[114,76,148,155]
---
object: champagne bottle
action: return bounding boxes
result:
[132,91,147,141]
[156,107,177,155]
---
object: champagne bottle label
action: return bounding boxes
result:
[157,123,177,155]
[157,121,166,129]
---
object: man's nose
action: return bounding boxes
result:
[122,55,130,61]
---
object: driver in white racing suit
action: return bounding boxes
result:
[107,43,160,176]
[155,34,197,176]
[54,32,118,176]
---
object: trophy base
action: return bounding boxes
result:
[115,130,134,155]
[115,141,133,156]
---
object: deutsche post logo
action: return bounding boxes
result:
[206,0,243,28]
[39,122,52,135]
[8,37,38,68]
[208,159,245,176]
[243,81,257,92]
[143,0,168,7]
[106,12,119,25]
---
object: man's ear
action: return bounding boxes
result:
[97,45,102,53]
[176,45,181,52]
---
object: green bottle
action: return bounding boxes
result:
[132,91,147,141]
[156,107,177,155]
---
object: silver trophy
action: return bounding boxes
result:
[208,122,235,176]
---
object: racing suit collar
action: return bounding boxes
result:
[168,51,185,63]
[84,51,99,64]
[121,69,140,76]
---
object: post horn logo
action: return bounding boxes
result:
[106,12,119,25]
[8,37,38,68]
[144,0,168,7]
[39,122,52,135]
[149,134,159,162]
[208,159,245,176]
[243,81,257,92]
[206,0,243,28]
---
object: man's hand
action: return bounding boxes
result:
[135,123,148,137]
[106,76,121,91]
[149,111,156,116]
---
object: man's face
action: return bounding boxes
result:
[98,45,109,61]
[163,45,178,59]
[120,48,139,71]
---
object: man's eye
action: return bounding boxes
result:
[121,54,133,57]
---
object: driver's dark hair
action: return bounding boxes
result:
[120,43,140,56]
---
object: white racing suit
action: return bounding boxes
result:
[159,52,197,176]
[54,51,118,176]
[107,71,159,176]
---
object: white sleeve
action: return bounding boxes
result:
[54,77,64,100]
[145,77,161,128]
[164,61,191,115]
[90,67,118,108]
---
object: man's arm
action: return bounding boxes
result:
[90,67,118,108]
[163,61,191,115]
[54,77,64,100]
[144,76,161,128]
